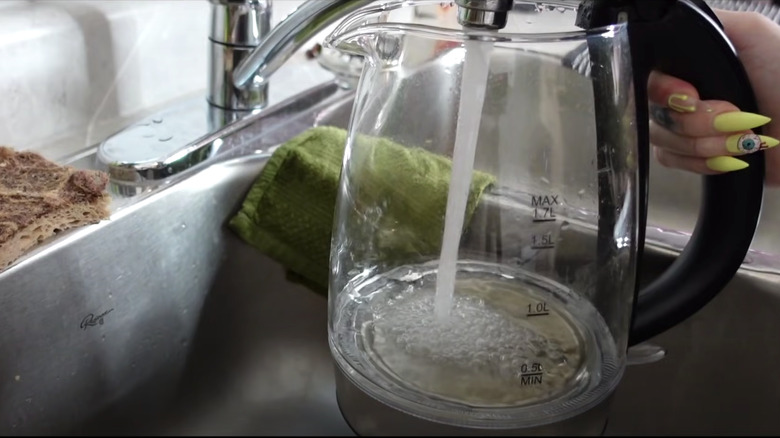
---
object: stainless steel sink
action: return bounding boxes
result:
[2,72,780,436]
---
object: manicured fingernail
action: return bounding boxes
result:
[726,133,780,153]
[706,156,749,172]
[668,94,698,113]
[713,111,771,132]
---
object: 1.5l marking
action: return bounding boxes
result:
[531,233,555,249]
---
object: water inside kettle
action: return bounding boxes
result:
[331,260,621,411]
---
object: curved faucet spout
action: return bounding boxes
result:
[232,0,373,90]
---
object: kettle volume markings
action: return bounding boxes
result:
[531,194,559,223]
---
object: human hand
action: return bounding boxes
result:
[649,9,780,186]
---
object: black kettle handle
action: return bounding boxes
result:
[580,0,765,345]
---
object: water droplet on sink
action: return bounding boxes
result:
[108,293,113,299]
[153,118,163,124]
[560,220,570,230]
[25,398,32,404]
[101,335,106,341]
[180,223,187,230]
[159,135,173,142]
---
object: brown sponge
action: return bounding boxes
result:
[0,146,111,271]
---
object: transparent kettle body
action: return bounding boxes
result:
[326,1,637,429]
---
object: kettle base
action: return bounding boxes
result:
[334,367,613,436]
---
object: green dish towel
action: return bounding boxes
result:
[228,126,495,295]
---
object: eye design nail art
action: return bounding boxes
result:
[735,133,765,153]
[649,104,676,130]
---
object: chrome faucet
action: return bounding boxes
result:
[231,0,513,91]
[232,0,372,90]
[208,0,271,111]
[96,0,338,189]
[96,0,511,190]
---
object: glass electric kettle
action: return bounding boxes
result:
[317,0,764,435]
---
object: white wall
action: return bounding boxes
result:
[0,0,306,159]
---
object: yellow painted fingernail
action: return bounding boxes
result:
[706,156,749,172]
[726,133,780,153]
[668,94,697,113]
[713,111,771,132]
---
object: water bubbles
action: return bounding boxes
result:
[332,262,619,410]
[152,118,163,124]
[372,285,556,375]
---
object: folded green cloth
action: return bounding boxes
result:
[228,126,495,295]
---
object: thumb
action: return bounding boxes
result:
[713,9,778,53]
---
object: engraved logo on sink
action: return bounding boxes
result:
[80,308,114,330]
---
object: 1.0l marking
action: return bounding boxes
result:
[527,302,550,317]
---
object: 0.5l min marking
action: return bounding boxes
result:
[520,362,544,386]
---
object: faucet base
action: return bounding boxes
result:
[95,61,337,191]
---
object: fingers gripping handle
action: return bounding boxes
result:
[628,0,764,345]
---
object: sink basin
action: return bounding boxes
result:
[2,74,780,436]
